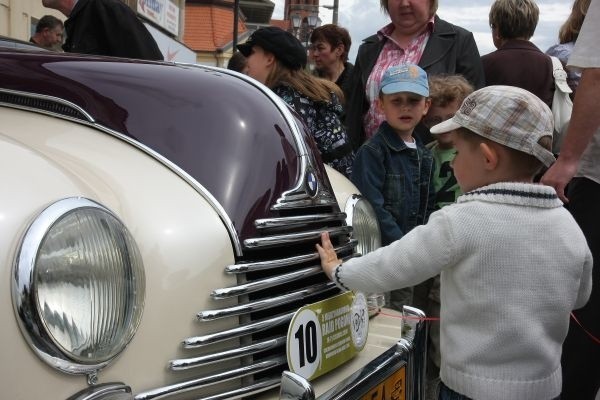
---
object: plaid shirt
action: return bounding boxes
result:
[363,18,434,139]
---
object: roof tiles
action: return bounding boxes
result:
[184,3,247,52]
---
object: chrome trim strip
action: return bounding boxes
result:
[198,282,337,321]
[255,213,346,229]
[0,88,95,122]
[67,382,132,400]
[244,226,352,249]
[184,313,294,348]
[215,253,356,299]
[12,197,122,375]
[199,378,281,400]
[225,241,357,274]
[170,336,286,370]
[0,90,243,256]
[279,371,315,400]
[212,266,322,299]
[134,357,286,400]
[271,196,338,210]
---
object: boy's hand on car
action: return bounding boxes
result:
[316,232,342,280]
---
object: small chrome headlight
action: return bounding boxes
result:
[12,197,145,374]
[345,195,384,314]
[345,195,381,256]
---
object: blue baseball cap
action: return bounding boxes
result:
[380,64,429,97]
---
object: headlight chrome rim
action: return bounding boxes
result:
[345,195,384,315]
[344,194,381,256]
[12,197,145,374]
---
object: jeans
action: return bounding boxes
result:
[438,382,561,400]
[438,382,472,400]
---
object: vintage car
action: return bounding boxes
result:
[0,46,426,400]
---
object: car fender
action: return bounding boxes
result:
[0,107,239,398]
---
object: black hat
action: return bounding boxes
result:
[237,27,307,70]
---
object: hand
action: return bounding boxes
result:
[316,232,342,280]
[540,157,579,203]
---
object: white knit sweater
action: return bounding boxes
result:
[335,182,592,400]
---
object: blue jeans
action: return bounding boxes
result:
[438,381,561,400]
[438,382,472,400]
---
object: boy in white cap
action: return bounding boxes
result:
[319,85,592,400]
[351,63,436,311]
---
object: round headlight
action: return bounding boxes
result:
[12,197,145,374]
[345,195,381,256]
[345,195,384,314]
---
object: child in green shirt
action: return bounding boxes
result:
[423,75,474,210]
[417,74,474,398]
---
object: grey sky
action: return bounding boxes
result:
[272,0,572,62]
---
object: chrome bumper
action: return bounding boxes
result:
[280,306,427,400]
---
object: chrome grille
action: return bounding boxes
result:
[136,184,358,400]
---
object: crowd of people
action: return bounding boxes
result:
[307,0,595,399]
[33,0,600,398]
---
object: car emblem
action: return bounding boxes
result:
[305,170,318,198]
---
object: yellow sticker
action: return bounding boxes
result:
[360,364,406,400]
[286,292,369,380]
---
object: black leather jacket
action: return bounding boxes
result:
[63,0,163,60]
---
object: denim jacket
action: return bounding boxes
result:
[351,122,436,245]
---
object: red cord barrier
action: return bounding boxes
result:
[570,312,600,345]
[379,311,600,345]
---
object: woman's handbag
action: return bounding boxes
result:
[550,56,573,154]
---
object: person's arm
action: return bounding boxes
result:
[317,209,455,293]
[317,232,343,280]
[575,247,593,309]
[351,145,404,244]
[541,68,600,202]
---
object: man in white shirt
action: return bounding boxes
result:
[542,0,600,397]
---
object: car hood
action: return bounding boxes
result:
[0,51,310,241]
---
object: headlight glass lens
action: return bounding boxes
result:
[32,201,145,364]
[12,197,146,374]
[345,195,381,256]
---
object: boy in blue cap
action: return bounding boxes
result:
[351,63,436,310]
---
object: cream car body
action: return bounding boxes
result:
[0,47,423,400]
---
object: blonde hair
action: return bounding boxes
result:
[457,128,552,177]
[380,0,438,17]
[559,0,591,43]
[489,0,539,40]
[428,75,474,107]
[266,60,343,104]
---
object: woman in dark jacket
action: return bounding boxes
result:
[345,0,484,151]
[309,24,354,104]
[482,0,554,107]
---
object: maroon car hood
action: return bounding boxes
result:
[0,51,304,242]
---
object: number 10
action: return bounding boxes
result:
[294,321,318,368]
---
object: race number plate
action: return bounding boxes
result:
[286,291,369,380]
[360,363,406,400]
